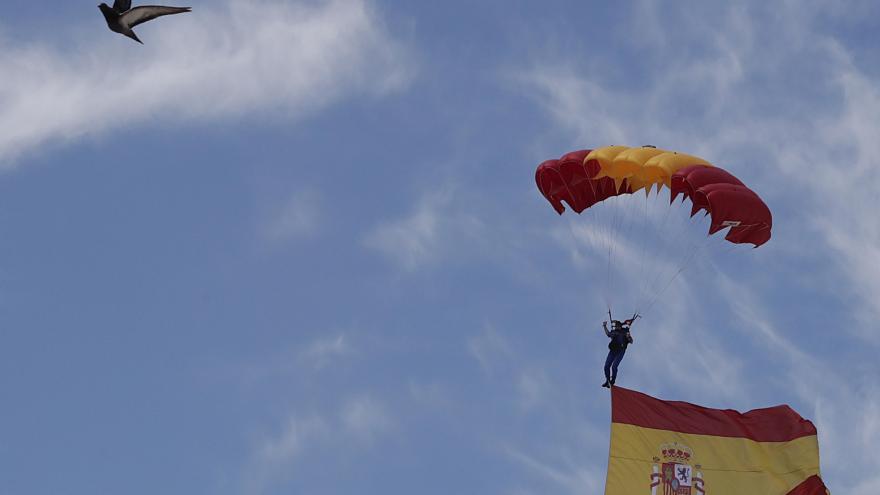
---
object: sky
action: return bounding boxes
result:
[1,0,878,493]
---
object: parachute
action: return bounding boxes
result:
[535,146,771,247]
[535,146,771,313]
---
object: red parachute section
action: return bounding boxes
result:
[671,165,772,247]
[535,149,632,215]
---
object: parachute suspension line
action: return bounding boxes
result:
[618,187,644,308]
[637,189,677,312]
[641,230,712,316]
[636,191,651,311]
[619,185,643,251]
[607,187,640,307]
[552,160,614,312]
[640,188,673,310]
[613,192,636,302]
[600,204,615,309]
[604,198,623,310]
[633,196,670,314]
[599,190,621,310]
[564,215,611,311]
[578,174,611,307]
[604,198,618,306]
[640,213,758,317]
[636,206,706,314]
[583,176,615,309]
[600,186,620,309]
[606,194,624,286]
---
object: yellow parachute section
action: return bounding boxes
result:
[587,146,713,194]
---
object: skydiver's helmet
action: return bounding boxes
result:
[612,320,623,329]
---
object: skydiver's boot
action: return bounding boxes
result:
[602,380,610,388]
[610,377,616,387]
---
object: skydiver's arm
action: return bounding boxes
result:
[603,321,611,337]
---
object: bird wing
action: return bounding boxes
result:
[112,0,131,13]
[120,5,191,28]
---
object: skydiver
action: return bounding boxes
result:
[601,319,634,388]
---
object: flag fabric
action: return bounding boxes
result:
[605,387,829,495]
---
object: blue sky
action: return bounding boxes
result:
[1,0,878,493]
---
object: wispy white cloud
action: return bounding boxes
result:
[301,333,352,371]
[303,333,350,360]
[261,188,323,243]
[340,395,392,442]
[803,70,880,332]
[464,320,611,494]
[363,194,441,270]
[505,445,606,495]
[516,367,552,412]
[255,414,328,466]
[243,393,392,494]
[244,413,329,494]
[362,187,485,271]
[467,323,515,375]
[0,0,414,167]
[407,379,453,411]
[231,332,355,384]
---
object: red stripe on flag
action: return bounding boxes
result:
[611,387,817,442]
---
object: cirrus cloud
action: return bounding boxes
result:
[0,0,414,168]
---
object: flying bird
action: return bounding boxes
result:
[98,0,191,44]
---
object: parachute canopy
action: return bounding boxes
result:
[535,146,772,247]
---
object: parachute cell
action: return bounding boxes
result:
[669,165,744,203]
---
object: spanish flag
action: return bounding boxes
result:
[605,387,829,495]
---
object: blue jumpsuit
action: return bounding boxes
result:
[604,326,631,385]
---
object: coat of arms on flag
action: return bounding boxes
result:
[650,442,705,495]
